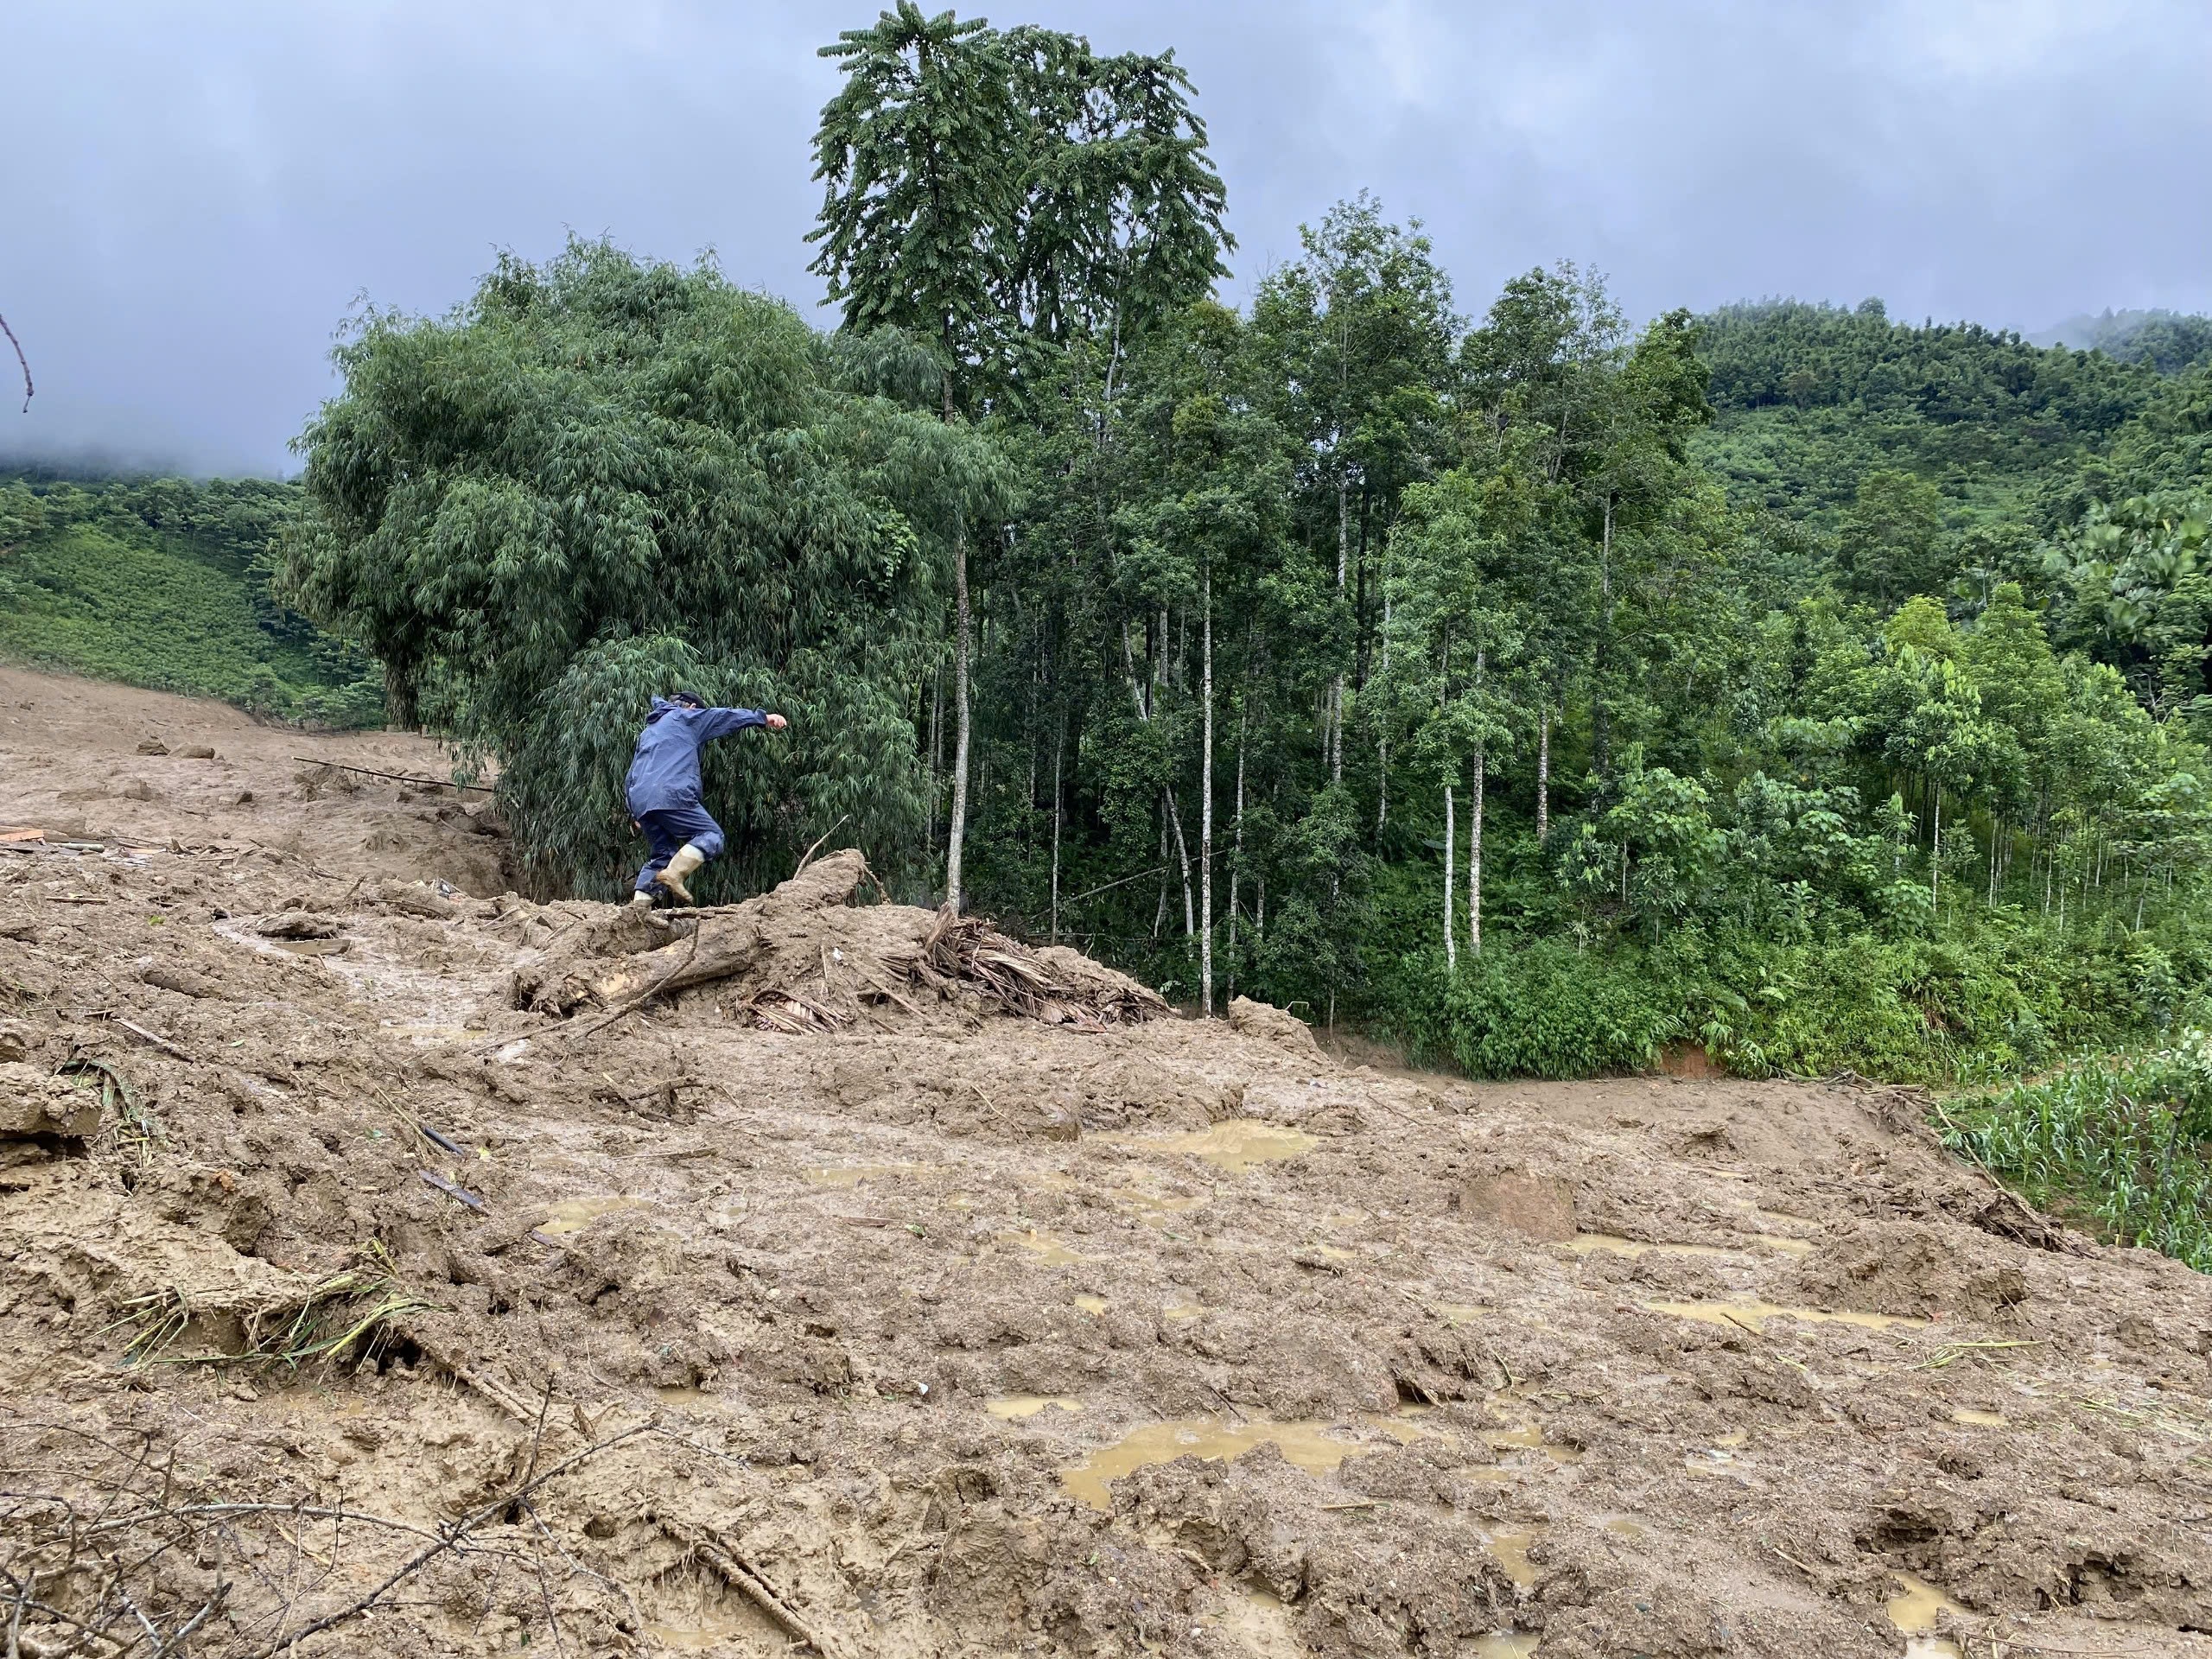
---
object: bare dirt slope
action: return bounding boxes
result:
[3,666,2209,1659]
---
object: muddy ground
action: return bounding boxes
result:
[2,664,2209,1659]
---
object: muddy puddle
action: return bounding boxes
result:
[1058,1412,1430,1509]
[1121,1120,1319,1173]
[1641,1298,1931,1333]
[804,1161,937,1186]
[1003,1228,1089,1265]
[1889,1573,1967,1658]
[1209,1582,1302,1656]
[539,1194,649,1234]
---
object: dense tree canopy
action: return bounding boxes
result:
[278,239,1002,898]
[247,8,2212,1088]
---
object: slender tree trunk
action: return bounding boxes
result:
[1167,788,1195,938]
[945,526,972,912]
[1470,745,1484,957]
[1200,557,1215,1016]
[1376,555,1392,830]
[1443,779,1457,970]
[1229,692,1247,992]
[1049,714,1064,944]
[927,660,942,854]
[1154,813,1169,941]
[1930,785,1941,924]
[1536,709,1550,845]
[1332,474,1348,785]
[1593,495,1615,779]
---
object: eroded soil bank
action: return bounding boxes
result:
[3,665,2209,1658]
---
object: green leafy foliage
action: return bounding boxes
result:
[1940,1034,2212,1269]
[280,238,1007,897]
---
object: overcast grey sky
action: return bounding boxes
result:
[8,0,2209,475]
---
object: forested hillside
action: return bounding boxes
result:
[21,9,2212,1111]
[0,472,380,723]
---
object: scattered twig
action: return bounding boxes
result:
[149,1594,215,1658]
[112,1018,193,1063]
[687,1535,842,1658]
[266,1422,651,1654]
[6,1564,30,1659]
[418,1170,486,1211]
[289,756,493,793]
[417,1123,467,1158]
[791,816,850,879]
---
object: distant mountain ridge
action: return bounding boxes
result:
[2030,308,2212,375]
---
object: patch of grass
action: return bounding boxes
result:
[1936,1034,2212,1272]
[110,1268,434,1371]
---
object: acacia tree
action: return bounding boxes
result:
[280,239,1002,898]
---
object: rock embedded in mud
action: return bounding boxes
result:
[0,1063,100,1139]
[177,744,217,760]
[135,738,168,755]
[254,910,342,940]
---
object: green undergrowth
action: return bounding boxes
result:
[1374,913,2188,1085]
[0,519,382,725]
[1936,1036,2212,1272]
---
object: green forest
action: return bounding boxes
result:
[9,8,2212,1258]
[0,471,380,722]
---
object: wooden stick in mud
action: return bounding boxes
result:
[289,756,494,794]
[690,1537,843,1658]
[791,815,850,878]
[112,1017,194,1063]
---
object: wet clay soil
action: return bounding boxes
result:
[3,665,2211,1658]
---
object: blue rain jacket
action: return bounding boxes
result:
[624,699,768,817]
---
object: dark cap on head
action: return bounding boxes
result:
[668,689,707,708]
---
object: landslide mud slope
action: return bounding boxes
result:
[2,664,2209,1659]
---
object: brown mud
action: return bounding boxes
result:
[2,664,2209,1658]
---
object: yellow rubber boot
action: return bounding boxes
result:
[654,842,707,905]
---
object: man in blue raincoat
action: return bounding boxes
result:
[625,690,787,906]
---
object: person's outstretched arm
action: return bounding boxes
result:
[696,706,786,739]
